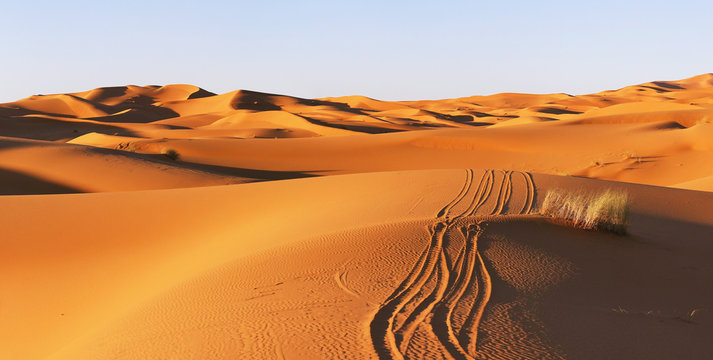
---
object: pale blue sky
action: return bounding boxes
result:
[1,0,711,101]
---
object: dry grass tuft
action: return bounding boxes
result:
[161,148,180,161]
[540,188,629,234]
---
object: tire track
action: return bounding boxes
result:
[370,223,448,360]
[437,169,474,219]
[431,225,480,360]
[458,244,492,356]
[490,171,512,216]
[460,170,494,218]
[520,171,535,215]
[396,250,451,354]
[382,238,432,304]
[395,243,465,353]
[370,169,534,360]
[335,270,360,298]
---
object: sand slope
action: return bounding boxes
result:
[1,170,712,359]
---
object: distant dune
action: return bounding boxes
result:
[2,74,713,194]
[1,75,712,359]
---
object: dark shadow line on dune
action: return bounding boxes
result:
[0,167,82,195]
[535,107,583,115]
[294,114,405,134]
[639,85,671,93]
[0,106,81,119]
[0,136,51,150]
[86,94,181,123]
[69,144,325,182]
[84,86,129,101]
[470,111,495,118]
[133,153,325,181]
[187,88,217,99]
[230,89,382,117]
[0,115,140,141]
[6,93,180,124]
[652,81,685,90]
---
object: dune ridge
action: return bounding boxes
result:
[2,74,713,194]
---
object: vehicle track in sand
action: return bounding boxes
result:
[370,169,534,360]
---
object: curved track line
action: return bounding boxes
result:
[488,170,506,216]
[371,168,525,359]
[371,223,447,360]
[456,170,487,218]
[458,251,492,356]
[395,250,451,354]
[431,225,480,360]
[462,170,494,217]
[520,171,535,215]
[437,169,474,218]
[442,227,473,302]
[502,171,513,214]
[334,271,360,297]
[383,238,432,304]
[395,238,466,333]
[490,170,512,216]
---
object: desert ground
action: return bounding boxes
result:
[2,74,713,359]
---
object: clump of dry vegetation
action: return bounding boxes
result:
[540,188,629,235]
[161,147,180,161]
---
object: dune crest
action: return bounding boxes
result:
[1,74,713,193]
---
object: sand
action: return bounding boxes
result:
[1,75,712,359]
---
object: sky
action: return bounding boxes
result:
[1,0,712,102]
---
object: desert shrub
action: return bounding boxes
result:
[161,147,180,161]
[540,188,629,235]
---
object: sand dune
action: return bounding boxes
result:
[2,75,713,359]
[2,74,713,192]
[2,170,711,359]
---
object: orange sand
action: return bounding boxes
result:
[1,75,713,359]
